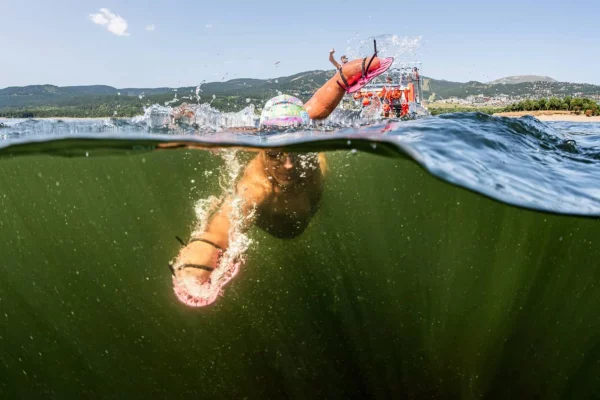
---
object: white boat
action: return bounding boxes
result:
[341,62,430,119]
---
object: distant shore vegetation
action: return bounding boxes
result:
[0,96,598,119]
[430,96,600,116]
[0,95,263,119]
[427,104,505,116]
[505,96,600,116]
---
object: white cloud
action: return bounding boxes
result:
[89,8,129,37]
[145,24,155,31]
[205,24,213,29]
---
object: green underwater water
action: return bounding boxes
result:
[0,148,599,399]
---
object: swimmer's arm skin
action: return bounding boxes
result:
[179,153,326,267]
[197,160,270,251]
[175,178,267,270]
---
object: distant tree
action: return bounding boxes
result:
[571,98,584,113]
[547,97,561,110]
[538,98,548,110]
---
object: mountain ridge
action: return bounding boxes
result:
[1,72,599,117]
[487,75,558,85]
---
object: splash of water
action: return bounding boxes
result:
[344,33,422,62]
[360,96,383,121]
[174,149,254,306]
[134,103,258,130]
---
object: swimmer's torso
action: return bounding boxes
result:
[256,179,322,238]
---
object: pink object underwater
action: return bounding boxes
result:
[171,243,242,307]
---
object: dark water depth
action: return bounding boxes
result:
[1,113,600,398]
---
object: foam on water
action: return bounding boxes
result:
[174,149,255,306]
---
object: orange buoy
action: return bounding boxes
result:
[407,83,415,102]
[401,103,409,116]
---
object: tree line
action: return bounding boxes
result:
[1,95,598,119]
[505,96,600,116]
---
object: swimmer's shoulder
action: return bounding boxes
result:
[237,155,273,204]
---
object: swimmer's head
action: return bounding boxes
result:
[261,150,319,186]
[259,95,310,129]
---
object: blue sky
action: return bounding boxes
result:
[1,0,598,88]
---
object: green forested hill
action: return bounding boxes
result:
[422,79,600,100]
[1,71,598,118]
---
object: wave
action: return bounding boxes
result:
[2,112,600,216]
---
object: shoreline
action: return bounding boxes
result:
[493,111,600,122]
[3,112,600,124]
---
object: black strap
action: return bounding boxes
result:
[363,40,378,78]
[336,81,348,92]
[169,262,215,276]
[365,55,376,77]
[336,66,350,92]
[188,237,224,251]
[169,237,222,276]
[361,58,367,79]
[178,263,215,272]
[175,235,224,251]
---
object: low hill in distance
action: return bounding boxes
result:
[487,75,558,85]
[1,72,598,118]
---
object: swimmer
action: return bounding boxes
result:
[171,147,327,305]
[170,97,326,307]
[170,47,393,307]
